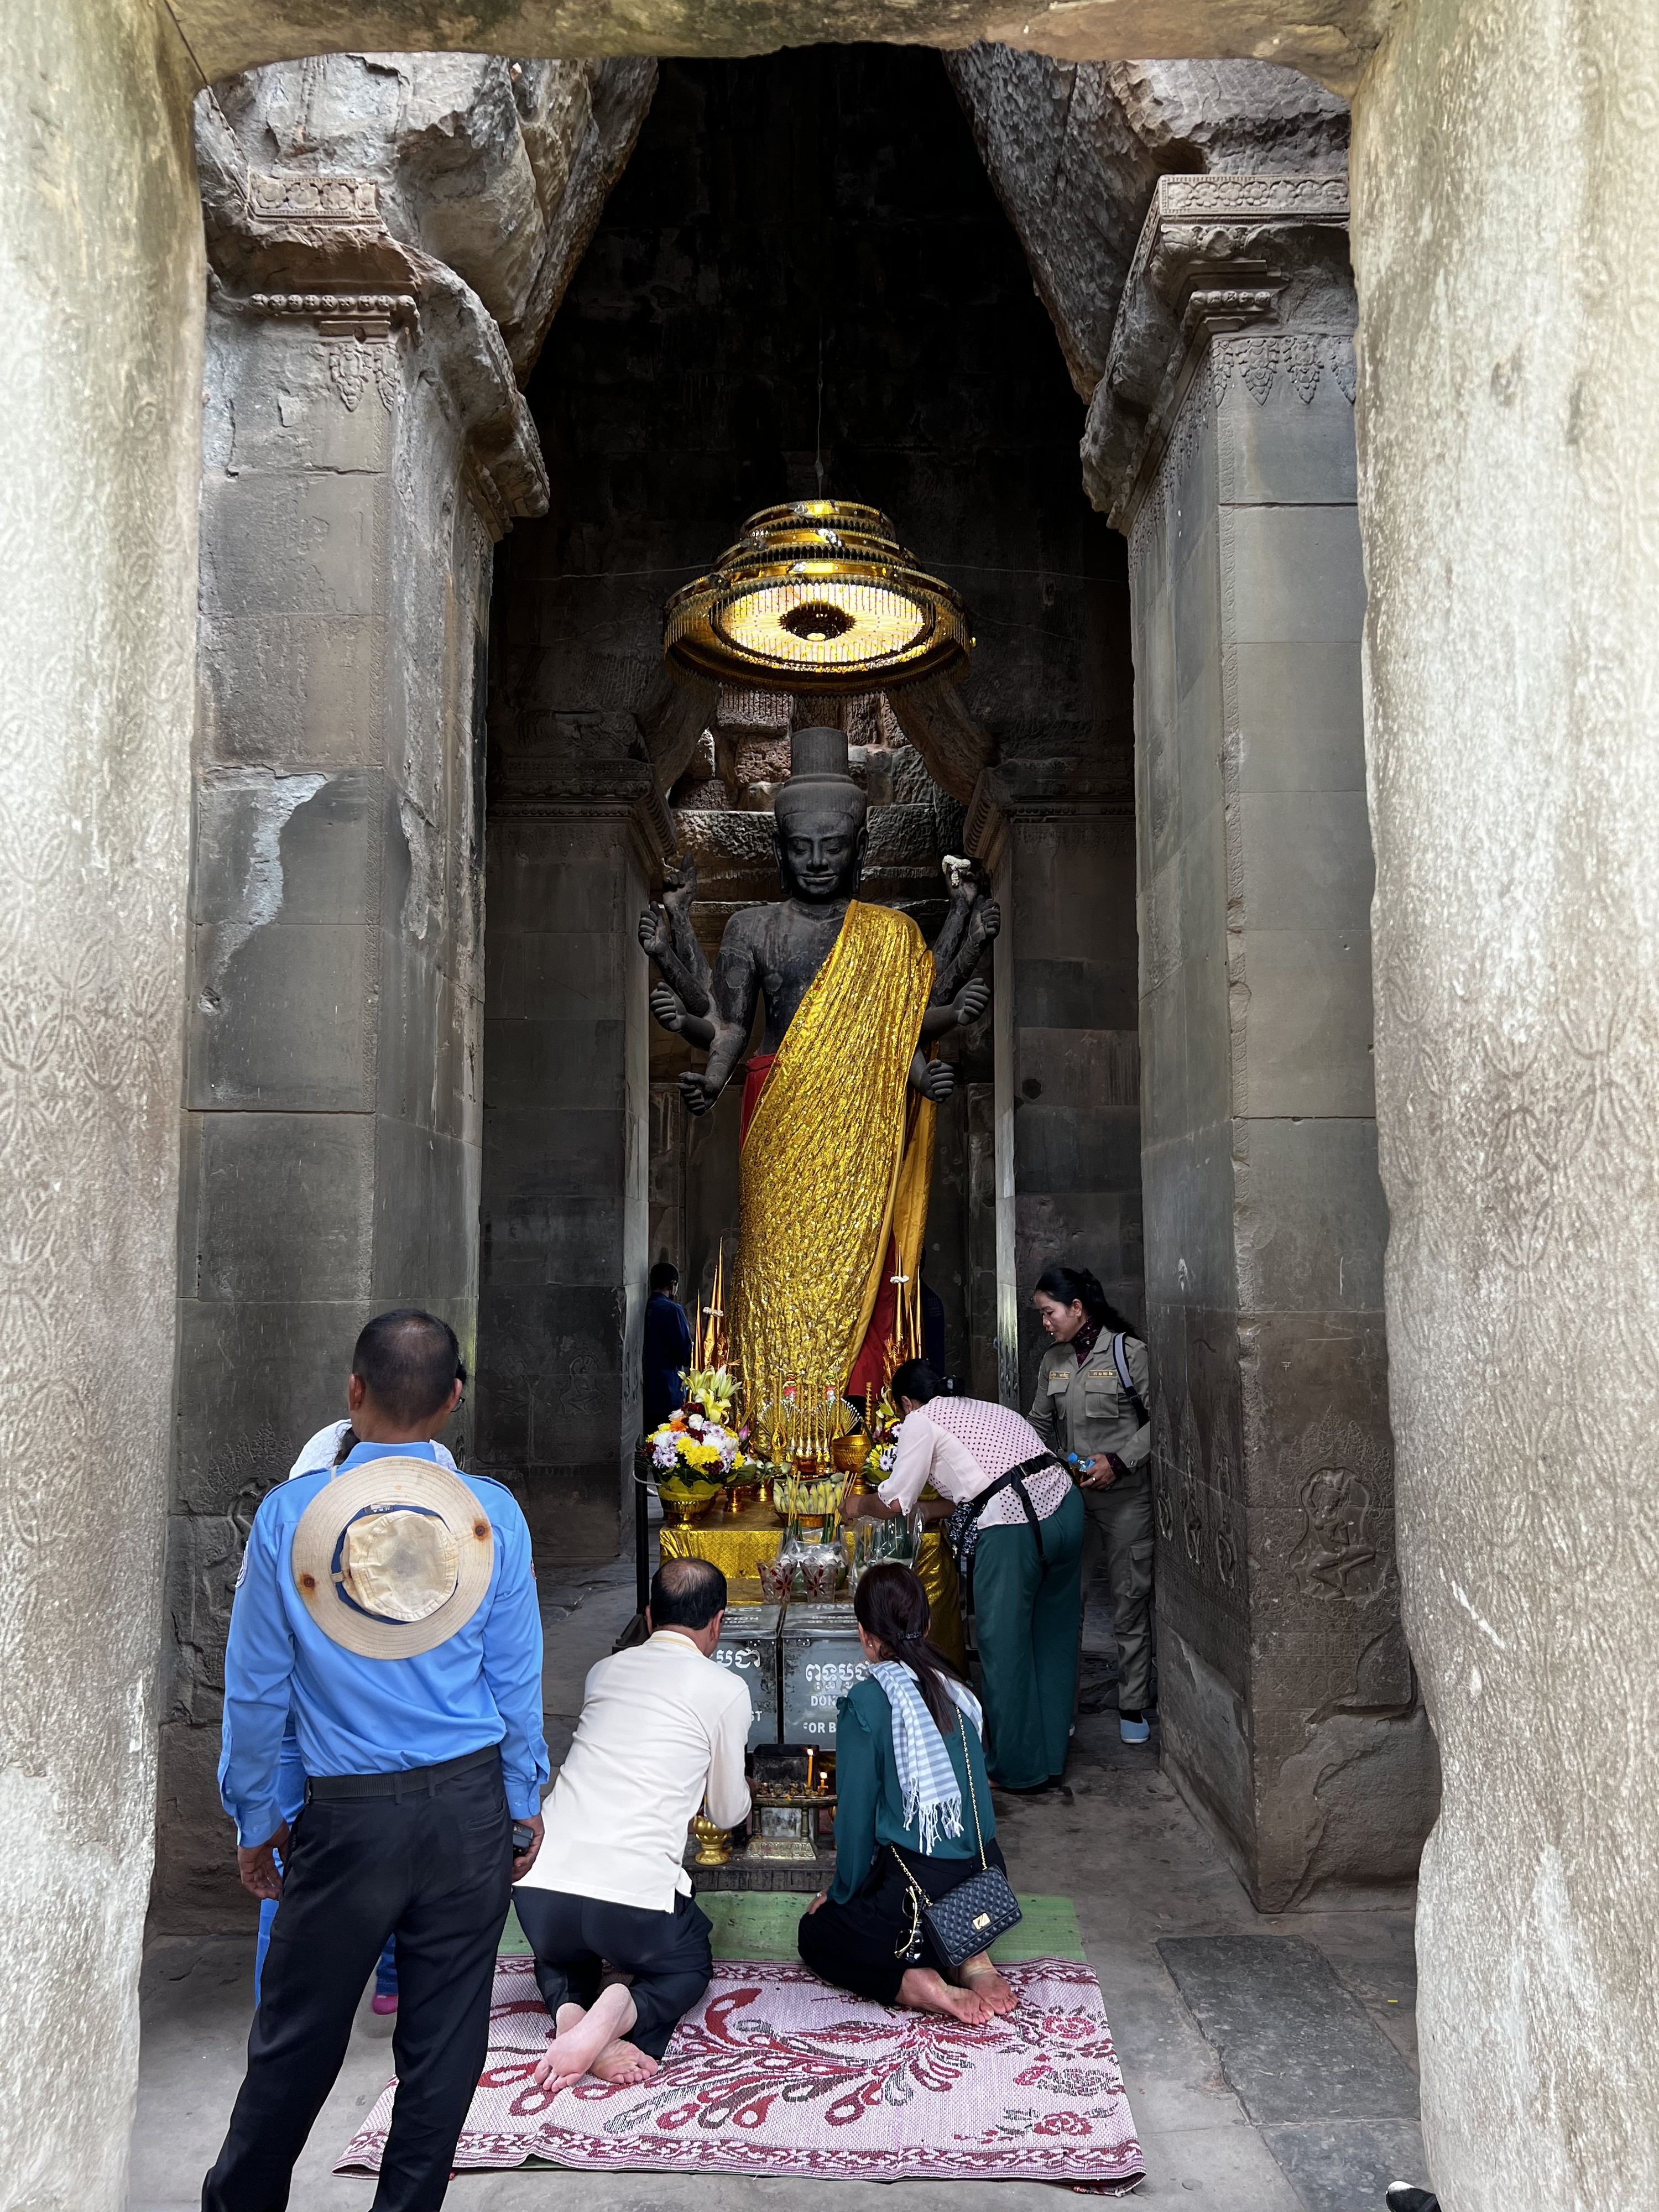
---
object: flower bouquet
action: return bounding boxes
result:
[646,1364,748,1524]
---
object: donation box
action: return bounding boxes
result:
[713,1603,781,1749]
[780,1603,870,1746]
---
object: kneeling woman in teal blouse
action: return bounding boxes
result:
[797,1564,1016,2023]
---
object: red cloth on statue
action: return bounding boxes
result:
[739,1054,777,1149]
[846,1237,902,1399]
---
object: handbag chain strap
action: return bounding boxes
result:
[956,1709,990,1873]
[888,1705,991,1958]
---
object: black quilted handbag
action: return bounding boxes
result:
[891,1714,1022,1971]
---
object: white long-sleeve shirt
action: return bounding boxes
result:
[877,1396,1071,1527]
[517,1628,752,1913]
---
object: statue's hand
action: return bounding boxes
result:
[662,855,698,921]
[952,978,990,1027]
[650,985,686,1034]
[969,898,1002,947]
[679,1068,718,1117]
[917,1060,956,1104]
[639,906,671,962]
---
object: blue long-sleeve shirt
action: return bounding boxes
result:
[219,1440,549,1846]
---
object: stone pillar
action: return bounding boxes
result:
[0,0,202,2197]
[967,759,1142,1408]
[158,179,549,1925]
[1094,174,1437,1907]
[1353,1,1659,2199]
[474,756,667,1559]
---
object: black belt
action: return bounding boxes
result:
[305,1743,500,1803]
[946,1452,1067,1583]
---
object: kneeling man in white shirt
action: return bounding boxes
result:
[514,1556,752,2085]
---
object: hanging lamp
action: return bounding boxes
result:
[663,500,973,696]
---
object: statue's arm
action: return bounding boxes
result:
[650,984,716,1049]
[680,926,760,1115]
[928,873,975,985]
[662,859,713,1009]
[919,978,989,1038]
[931,893,1001,1006]
[908,1048,955,1103]
[639,904,711,1016]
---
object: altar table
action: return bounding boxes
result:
[658,1496,966,1670]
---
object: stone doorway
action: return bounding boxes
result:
[474,44,1141,1552]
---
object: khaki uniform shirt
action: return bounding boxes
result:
[1028,1331,1151,1473]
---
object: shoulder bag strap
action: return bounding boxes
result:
[956,1712,990,1872]
[1111,1333,1149,1427]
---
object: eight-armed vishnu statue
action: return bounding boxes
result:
[639,727,999,1411]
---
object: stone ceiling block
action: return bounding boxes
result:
[946,46,1347,409]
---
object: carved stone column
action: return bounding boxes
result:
[156,79,572,1928]
[966,758,1142,1408]
[1093,175,1438,1907]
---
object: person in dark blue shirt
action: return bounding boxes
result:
[643,1261,694,1431]
[204,1310,549,2212]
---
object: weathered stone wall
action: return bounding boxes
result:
[0,0,204,2200]
[1354,0,1659,2200]
[967,763,1144,1405]
[160,282,498,1930]
[1068,150,1440,1906]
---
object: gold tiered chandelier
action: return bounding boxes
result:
[663,500,973,695]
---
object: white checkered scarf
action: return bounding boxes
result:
[870,1661,984,1856]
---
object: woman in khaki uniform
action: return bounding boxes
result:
[1028,1266,1154,1743]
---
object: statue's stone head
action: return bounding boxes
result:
[773,726,868,903]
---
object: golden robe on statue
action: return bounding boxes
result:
[733,900,936,1412]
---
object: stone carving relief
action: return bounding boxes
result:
[1287,1410,1396,1605]
[1212,330,1357,408]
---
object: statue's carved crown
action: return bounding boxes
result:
[788,727,855,784]
[775,725,867,827]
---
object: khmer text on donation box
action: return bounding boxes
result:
[780,1603,869,1745]
[714,1603,781,1749]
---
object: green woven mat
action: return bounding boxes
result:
[500,1893,1083,1965]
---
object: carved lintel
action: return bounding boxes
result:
[246,171,380,225]
[490,755,675,873]
[244,290,417,333]
[1086,173,1355,530]
[965,757,1135,867]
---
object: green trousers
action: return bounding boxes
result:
[972,1484,1084,1789]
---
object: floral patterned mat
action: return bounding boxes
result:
[338,1954,1144,2190]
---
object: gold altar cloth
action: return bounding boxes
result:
[658,1499,966,1671]
[733,900,935,1406]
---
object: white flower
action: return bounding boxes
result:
[652,1435,679,1470]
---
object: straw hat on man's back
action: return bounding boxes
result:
[291,1457,494,1660]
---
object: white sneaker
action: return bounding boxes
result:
[1119,1712,1150,1744]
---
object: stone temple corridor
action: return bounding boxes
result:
[8,2,1659,2208]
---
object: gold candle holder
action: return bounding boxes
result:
[692,1810,733,1866]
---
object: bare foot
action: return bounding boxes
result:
[896,1966,993,2024]
[534,1982,639,2085]
[589,2037,660,2085]
[957,1955,1017,2015]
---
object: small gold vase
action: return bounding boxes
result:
[832,1433,870,1477]
[692,1812,732,1866]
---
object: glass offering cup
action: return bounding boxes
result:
[800,1547,841,1601]
[758,1554,794,1603]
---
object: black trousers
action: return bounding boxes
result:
[513,1885,713,2061]
[203,1749,512,2212]
[796,1839,1010,2006]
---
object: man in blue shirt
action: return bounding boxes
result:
[642,1260,694,1431]
[204,1310,549,2212]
